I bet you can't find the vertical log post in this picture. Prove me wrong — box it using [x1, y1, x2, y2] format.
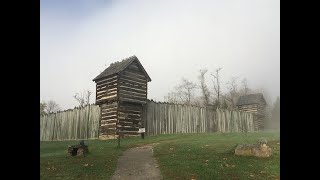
[117, 130, 121, 148]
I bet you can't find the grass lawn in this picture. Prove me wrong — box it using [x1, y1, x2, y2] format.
[40, 131, 280, 180]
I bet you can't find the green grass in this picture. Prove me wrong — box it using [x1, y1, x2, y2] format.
[153, 132, 280, 180]
[40, 131, 280, 180]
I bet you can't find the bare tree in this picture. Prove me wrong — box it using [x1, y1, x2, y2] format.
[224, 76, 239, 109]
[85, 90, 92, 105]
[164, 92, 180, 103]
[241, 78, 250, 95]
[211, 67, 222, 108]
[176, 78, 197, 105]
[192, 96, 202, 106]
[198, 68, 211, 106]
[74, 90, 92, 107]
[46, 100, 60, 113]
[74, 93, 85, 107]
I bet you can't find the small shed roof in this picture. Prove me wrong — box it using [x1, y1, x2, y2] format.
[236, 93, 267, 106]
[93, 55, 151, 82]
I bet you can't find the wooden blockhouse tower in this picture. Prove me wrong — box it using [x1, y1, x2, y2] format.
[236, 93, 267, 131]
[93, 56, 151, 139]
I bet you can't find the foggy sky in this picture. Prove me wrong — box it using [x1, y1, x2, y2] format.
[40, 0, 280, 110]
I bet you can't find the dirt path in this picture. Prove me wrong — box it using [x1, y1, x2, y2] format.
[111, 144, 162, 180]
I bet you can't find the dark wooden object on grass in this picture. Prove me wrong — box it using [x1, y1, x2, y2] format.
[68, 140, 88, 156]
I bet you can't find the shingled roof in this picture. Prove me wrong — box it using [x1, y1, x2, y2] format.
[92, 55, 151, 82]
[236, 93, 267, 106]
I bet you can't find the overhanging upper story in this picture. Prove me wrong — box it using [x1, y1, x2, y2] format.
[93, 56, 151, 105]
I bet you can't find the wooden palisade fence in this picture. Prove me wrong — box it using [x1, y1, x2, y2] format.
[142, 101, 254, 136]
[40, 105, 101, 141]
[40, 101, 254, 141]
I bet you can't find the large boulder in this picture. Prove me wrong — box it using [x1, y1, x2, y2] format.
[235, 140, 272, 157]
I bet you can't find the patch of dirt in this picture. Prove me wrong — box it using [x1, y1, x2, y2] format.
[111, 144, 162, 180]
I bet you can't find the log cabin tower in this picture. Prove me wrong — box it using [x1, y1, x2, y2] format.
[93, 56, 151, 139]
[236, 93, 267, 131]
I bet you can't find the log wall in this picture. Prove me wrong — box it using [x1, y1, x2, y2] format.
[237, 104, 266, 131]
[118, 103, 143, 135]
[95, 74, 118, 105]
[118, 62, 147, 104]
[99, 102, 118, 137]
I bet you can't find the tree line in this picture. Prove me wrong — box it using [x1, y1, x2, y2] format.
[164, 67, 252, 109]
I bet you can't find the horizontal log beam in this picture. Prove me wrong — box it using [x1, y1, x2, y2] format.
[119, 95, 146, 102]
[101, 118, 117, 122]
[118, 85, 146, 92]
[97, 87, 117, 94]
[97, 84, 117, 91]
[119, 90, 146, 98]
[97, 79, 117, 87]
[95, 75, 118, 84]
[119, 74, 147, 84]
[119, 78, 147, 86]
[101, 111, 117, 116]
[123, 68, 146, 77]
[96, 98, 117, 104]
[119, 94, 146, 100]
[119, 105, 142, 110]
[119, 98, 146, 104]
[100, 94, 117, 99]
[97, 92, 117, 100]
[121, 71, 146, 80]
[101, 118, 117, 123]
[102, 114, 117, 119]
[101, 107, 117, 111]
[118, 117, 141, 122]
[121, 128, 139, 132]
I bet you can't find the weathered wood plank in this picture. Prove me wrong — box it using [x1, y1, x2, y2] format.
[123, 68, 146, 77]
[97, 79, 117, 86]
[121, 71, 146, 80]
[40, 105, 101, 141]
[101, 111, 117, 116]
[119, 98, 146, 104]
[119, 89, 146, 97]
[96, 84, 118, 91]
[119, 80, 147, 88]
[97, 87, 117, 94]
[119, 94, 146, 101]
[97, 92, 117, 99]
[119, 74, 147, 84]
[96, 98, 117, 105]
[118, 85, 146, 92]
[95, 75, 118, 83]
[118, 86, 146, 93]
